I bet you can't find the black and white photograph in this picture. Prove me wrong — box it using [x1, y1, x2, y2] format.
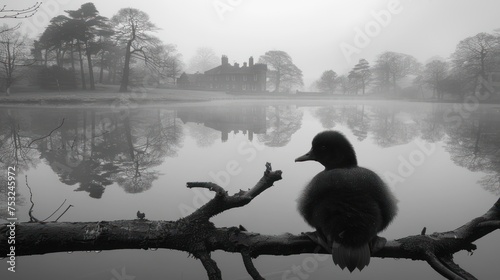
[1, 0, 499, 279]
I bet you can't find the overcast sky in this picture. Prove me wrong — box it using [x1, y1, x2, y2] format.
[4, 0, 500, 87]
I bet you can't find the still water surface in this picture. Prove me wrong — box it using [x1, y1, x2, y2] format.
[1, 100, 499, 279]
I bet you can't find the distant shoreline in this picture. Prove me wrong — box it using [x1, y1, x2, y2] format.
[0, 85, 498, 107]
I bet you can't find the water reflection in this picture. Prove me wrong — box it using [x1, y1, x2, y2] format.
[316, 103, 500, 194]
[445, 109, 500, 195]
[177, 106, 266, 143]
[0, 109, 40, 170]
[0, 102, 499, 197]
[257, 106, 302, 147]
[313, 105, 370, 141]
[1, 109, 184, 198]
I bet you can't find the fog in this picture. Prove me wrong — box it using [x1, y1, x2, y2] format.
[4, 0, 500, 86]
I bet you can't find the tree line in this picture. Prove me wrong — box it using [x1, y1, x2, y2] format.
[1, 2, 183, 94]
[315, 31, 500, 100]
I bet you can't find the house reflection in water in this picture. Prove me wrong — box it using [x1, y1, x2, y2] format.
[177, 106, 267, 142]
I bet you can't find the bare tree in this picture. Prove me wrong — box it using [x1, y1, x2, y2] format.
[373, 51, 420, 93]
[451, 32, 500, 96]
[337, 74, 353, 94]
[0, 24, 34, 95]
[111, 8, 160, 92]
[452, 32, 499, 77]
[424, 60, 449, 99]
[316, 70, 338, 93]
[0, 22, 20, 35]
[188, 47, 219, 73]
[149, 44, 183, 86]
[165, 52, 184, 86]
[259, 50, 303, 93]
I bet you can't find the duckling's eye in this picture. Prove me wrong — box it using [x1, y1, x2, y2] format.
[320, 145, 327, 150]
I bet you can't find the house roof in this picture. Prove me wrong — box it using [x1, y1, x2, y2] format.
[205, 63, 266, 75]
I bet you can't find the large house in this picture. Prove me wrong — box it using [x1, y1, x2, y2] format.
[178, 55, 267, 92]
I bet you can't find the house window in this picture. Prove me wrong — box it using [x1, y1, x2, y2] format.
[254, 75, 258, 81]
[226, 75, 230, 81]
[232, 75, 235, 81]
[243, 84, 246, 90]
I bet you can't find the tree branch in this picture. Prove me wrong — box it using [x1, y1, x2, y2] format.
[0, 2, 41, 19]
[26, 118, 65, 148]
[25, 175, 40, 223]
[439, 256, 478, 280]
[241, 251, 265, 280]
[0, 163, 498, 280]
[0, 23, 21, 34]
[426, 253, 473, 280]
[184, 162, 282, 221]
[194, 251, 222, 280]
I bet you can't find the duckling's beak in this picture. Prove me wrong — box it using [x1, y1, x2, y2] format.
[295, 149, 316, 162]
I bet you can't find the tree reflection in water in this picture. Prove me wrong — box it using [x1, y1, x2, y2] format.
[445, 109, 500, 195]
[258, 105, 303, 147]
[312, 103, 500, 194]
[1, 103, 499, 198]
[5, 108, 184, 197]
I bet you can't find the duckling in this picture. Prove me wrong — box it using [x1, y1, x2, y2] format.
[295, 130, 397, 272]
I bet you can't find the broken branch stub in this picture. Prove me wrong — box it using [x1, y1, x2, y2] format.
[184, 163, 282, 221]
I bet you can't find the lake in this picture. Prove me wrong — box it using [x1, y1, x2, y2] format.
[1, 100, 499, 279]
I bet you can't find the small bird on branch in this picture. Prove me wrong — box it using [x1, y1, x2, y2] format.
[136, 211, 146, 220]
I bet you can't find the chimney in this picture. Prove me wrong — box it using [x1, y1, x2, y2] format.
[243, 62, 247, 67]
[234, 62, 239, 68]
[249, 56, 254, 66]
[222, 55, 228, 66]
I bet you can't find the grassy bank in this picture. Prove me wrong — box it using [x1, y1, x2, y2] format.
[1, 84, 498, 106]
[0, 85, 234, 106]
